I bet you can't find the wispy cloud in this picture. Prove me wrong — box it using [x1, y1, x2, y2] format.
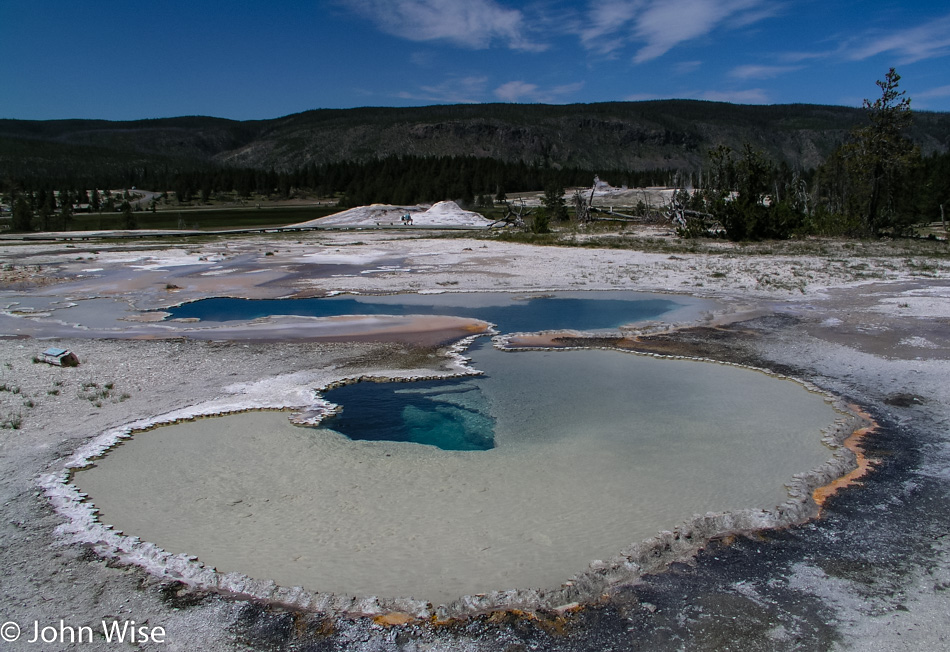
[494, 80, 585, 103]
[409, 51, 436, 67]
[578, 0, 644, 55]
[624, 91, 666, 101]
[916, 84, 950, 100]
[625, 87, 768, 103]
[396, 75, 490, 103]
[700, 88, 769, 103]
[778, 49, 833, 64]
[341, 0, 546, 51]
[842, 13, 950, 63]
[673, 60, 703, 75]
[632, 0, 772, 63]
[575, 0, 776, 63]
[494, 81, 539, 102]
[730, 64, 801, 79]
[781, 12, 950, 66]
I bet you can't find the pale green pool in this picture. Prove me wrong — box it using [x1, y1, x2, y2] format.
[75, 344, 839, 604]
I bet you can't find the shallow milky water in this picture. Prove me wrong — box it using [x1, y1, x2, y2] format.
[75, 336, 839, 603]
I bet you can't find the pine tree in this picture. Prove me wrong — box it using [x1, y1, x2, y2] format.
[11, 198, 33, 232]
[841, 68, 919, 235]
[120, 200, 137, 229]
[540, 182, 568, 222]
[58, 190, 73, 230]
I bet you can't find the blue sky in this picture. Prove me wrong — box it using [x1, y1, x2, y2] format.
[2, 0, 949, 120]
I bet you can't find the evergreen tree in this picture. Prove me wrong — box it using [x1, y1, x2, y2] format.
[540, 182, 568, 222]
[58, 190, 73, 230]
[529, 210, 551, 234]
[705, 145, 804, 240]
[11, 197, 33, 232]
[120, 200, 137, 229]
[916, 152, 950, 228]
[839, 68, 919, 235]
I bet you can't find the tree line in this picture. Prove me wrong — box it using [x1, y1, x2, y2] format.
[2, 157, 677, 208]
[2, 156, 675, 232]
[672, 69, 949, 240]
[519, 70, 948, 241]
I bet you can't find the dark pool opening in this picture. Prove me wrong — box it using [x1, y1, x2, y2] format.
[321, 377, 495, 451]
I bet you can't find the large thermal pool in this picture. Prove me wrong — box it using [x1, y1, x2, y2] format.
[74, 297, 841, 603]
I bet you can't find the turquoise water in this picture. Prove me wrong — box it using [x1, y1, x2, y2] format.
[322, 377, 495, 451]
[164, 291, 679, 333]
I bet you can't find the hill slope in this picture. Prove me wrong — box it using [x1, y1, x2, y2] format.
[2, 101, 949, 181]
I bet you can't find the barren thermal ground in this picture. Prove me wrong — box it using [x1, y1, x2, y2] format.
[1, 229, 949, 650]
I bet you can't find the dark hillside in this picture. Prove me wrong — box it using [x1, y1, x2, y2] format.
[215, 101, 868, 171]
[2, 101, 948, 184]
[0, 116, 262, 161]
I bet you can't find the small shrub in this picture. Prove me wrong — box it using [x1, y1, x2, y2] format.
[78, 381, 120, 403]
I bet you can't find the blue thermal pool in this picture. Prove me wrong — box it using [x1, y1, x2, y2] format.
[163, 291, 681, 333]
[74, 292, 843, 604]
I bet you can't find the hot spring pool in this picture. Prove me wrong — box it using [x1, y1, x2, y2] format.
[74, 338, 841, 604]
[162, 290, 684, 332]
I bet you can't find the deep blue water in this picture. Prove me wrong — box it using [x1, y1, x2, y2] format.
[321, 377, 495, 451]
[165, 292, 679, 334]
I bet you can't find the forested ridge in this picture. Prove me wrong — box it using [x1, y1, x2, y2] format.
[3, 99, 949, 183]
[3, 77, 950, 239]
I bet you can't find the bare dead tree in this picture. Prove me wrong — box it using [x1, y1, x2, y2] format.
[572, 188, 595, 224]
[589, 206, 639, 220]
[668, 192, 688, 230]
[668, 189, 718, 237]
[489, 198, 532, 228]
